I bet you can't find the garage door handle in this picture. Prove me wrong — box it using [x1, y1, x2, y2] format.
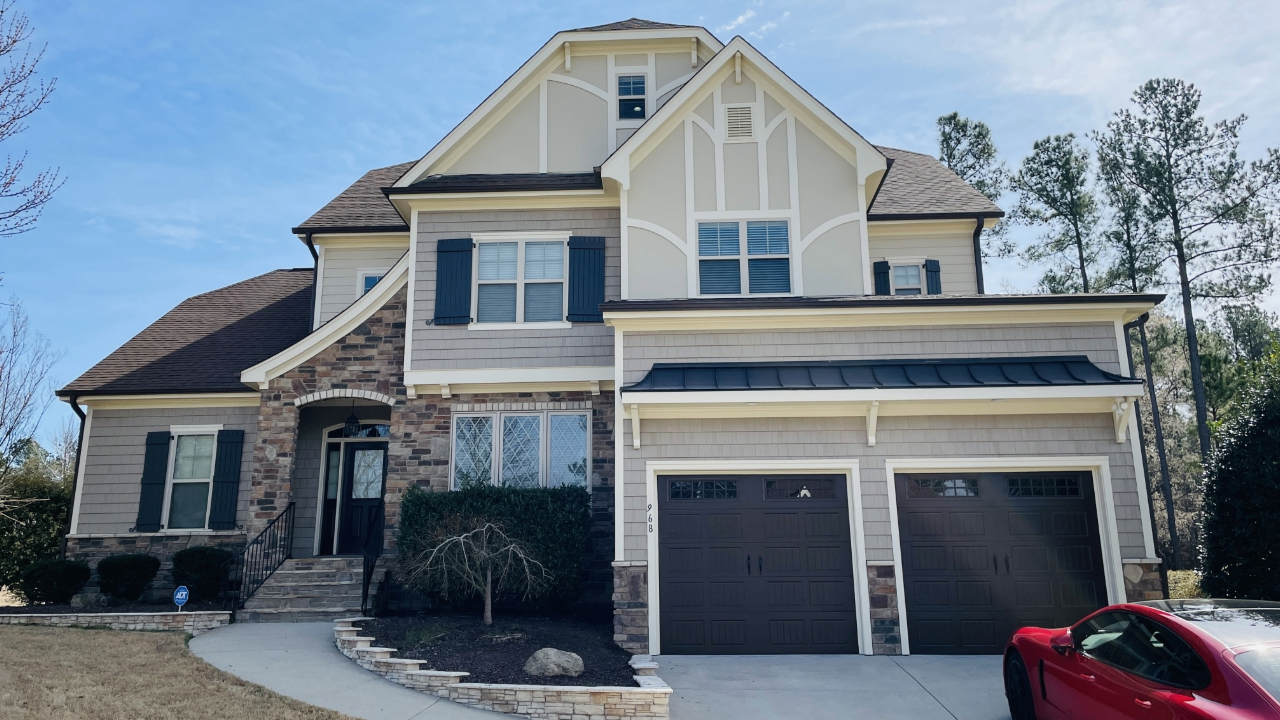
[1005, 555, 1010, 573]
[759, 556, 763, 574]
[746, 554, 751, 575]
[993, 555, 999, 574]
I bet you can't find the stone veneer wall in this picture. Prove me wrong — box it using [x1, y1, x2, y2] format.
[868, 564, 901, 655]
[0, 611, 230, 635]
[613, 561, 648, 653]
[334, 618, 670, 720]
[248, 286, 616, 609]
[65, 532, 247, 602]
[1123, 560, 1165, 601]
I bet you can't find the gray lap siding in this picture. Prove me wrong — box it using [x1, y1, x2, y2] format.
[410, 208, 620, 371]
[75, 406, 259, 535]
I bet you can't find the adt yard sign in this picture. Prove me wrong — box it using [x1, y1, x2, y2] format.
[174, 585, 189, 611]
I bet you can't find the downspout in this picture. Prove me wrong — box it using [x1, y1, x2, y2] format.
[59, 394, 87, 559]
[304, 232, 319, 330]
[1123, 313, 1171, 596]
[971, 216, 986, 294]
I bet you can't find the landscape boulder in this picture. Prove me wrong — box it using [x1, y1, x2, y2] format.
[523, 647, 584, 677]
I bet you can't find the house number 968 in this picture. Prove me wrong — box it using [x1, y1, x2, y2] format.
[647, 503, 654, 533]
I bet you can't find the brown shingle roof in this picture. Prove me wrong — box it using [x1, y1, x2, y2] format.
[291, 162, 414, 234]
[869, 146, 1003, 219]
[59, 269, 315, 397]
[570, 18, 693, 32]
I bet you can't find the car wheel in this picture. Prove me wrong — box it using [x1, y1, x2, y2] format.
[1004, 650, 1037, 720]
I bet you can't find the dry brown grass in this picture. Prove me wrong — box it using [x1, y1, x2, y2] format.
[0, 626, 356, 720]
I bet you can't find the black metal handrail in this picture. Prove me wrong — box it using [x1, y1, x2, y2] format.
[360, 503, 384, 614]
[223, 503, 295, 610]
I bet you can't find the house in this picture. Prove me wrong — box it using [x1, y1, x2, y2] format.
[57, 19, 1164, 655]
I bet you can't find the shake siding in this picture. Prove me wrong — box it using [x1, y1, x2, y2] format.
[622, 323, 1121, 384]
[621, 414, 1146, 561]
[410, 208, 620, 371]
[76, 406, 259, 535]
[318, 245, 408, 324]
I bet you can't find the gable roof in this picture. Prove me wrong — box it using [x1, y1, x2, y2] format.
[292, 161, 414, 235]
[869, 147, 1003, 219]
[570, 18, 695, 32]
[59, 269, 314, 397]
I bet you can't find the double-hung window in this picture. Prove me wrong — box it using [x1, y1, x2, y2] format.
[474, 236, 567, 324]
[697, 220, 791, 295]
[165, 431, 216, 530]
[618, 75, 646, 120]
[452, 411, 589, 489]
[891, 264, 924, 295]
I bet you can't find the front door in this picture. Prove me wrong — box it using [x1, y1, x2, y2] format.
[336, 442, 387, 555]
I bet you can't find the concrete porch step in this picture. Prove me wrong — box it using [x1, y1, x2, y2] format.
[235, 608, 367, 623]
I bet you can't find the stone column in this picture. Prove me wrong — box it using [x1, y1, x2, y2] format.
[1123, 560, 1164, 601]
[869, 563, 902, 654]
[613, 560, 649, 653]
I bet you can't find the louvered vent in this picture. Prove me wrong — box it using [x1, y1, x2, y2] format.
[726, 106, 753, 140]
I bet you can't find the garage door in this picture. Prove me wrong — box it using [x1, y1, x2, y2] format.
[658, 474, 858, 654]
[896, 471, 1109, 654]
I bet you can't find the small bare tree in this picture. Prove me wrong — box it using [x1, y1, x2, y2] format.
[0, 297, 61, 518]
[0, 0, 60, 239]
[402, 515, 550, 626]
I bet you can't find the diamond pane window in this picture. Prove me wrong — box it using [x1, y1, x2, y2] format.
[501, 415, 541, 488]
[454, 416, 494, 488]
[549, 414, 588, 487]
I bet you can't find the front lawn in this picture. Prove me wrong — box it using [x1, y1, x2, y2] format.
[0, 626, 354, 720]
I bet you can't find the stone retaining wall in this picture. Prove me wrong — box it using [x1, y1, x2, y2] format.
[0, 611, 231, 635]
[333, 618, 670, 720]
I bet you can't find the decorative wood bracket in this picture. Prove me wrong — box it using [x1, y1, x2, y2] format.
[866, 400, 880, 447]
[564, 42, 571, 72]
[590, 380, 601, 396]
[734, 51, 742, 83]
[406, 385, 417, 400]
[691, 38, 698, 67]
[630, 404, 641, 449]
[440, 384, 451, 400]
[1112, 397, 1134, 443]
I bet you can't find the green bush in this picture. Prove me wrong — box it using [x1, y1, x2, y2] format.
[172, 546, 232, 602]
[398, 485, 592, 607]
[0, 465, 73, 592]
[14, 559, 89, 604]
[96, 554, 160, 601]
[1167, 570, 1205, 599]
[1200, 358, 1280, 601]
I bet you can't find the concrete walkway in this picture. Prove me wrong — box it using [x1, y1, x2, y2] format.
[189, 621, 499, 720]
[660, 654, 1009, 720]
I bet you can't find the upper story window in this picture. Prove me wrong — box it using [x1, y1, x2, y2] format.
[618, 75, 646, 120]
[892, 264, 923, 295]
[874, 258, 941, 296]
[697, 220, 791, 296]
[360, 272, 383, 295]
[474, 238, 566, 324]
[165, 432, 216, 530]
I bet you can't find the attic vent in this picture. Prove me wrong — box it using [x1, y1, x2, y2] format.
[726, 106, 753, 140]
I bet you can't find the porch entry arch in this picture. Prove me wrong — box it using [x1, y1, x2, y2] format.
[294, 388, 398, 408]
[313, 421, 390, 556]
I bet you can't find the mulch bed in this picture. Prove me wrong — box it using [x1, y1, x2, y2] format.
[0, 600, 226, 615]
[362, 614, 637, 687]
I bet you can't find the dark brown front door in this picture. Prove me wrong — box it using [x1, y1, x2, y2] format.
[658, 475, 858, 655]
[896, 471, 1108, 654]
[336, 442, 387, 555]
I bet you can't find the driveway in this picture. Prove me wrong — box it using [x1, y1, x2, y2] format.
[660, 654, 1009, 720]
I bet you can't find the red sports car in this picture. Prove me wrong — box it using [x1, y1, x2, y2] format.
[1004, 598, 1280, 719]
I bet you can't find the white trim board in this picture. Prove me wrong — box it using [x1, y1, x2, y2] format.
[404, 366, 614, 398]
[640, 459, 871, 656]
[882, 455, 1128, 655]
[77, 393, 261, 410]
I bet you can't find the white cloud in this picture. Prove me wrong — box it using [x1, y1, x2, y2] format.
[845, 14, 954, 37]
[720, 9, 756, 32]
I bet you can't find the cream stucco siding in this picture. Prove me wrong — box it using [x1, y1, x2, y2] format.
[795, 120, 858, 241]
[547, 81, 608, 173]
[801, 222, 863, 296]
[74, 406, 259, 535]
[722, 142, 760, 211]
[628, 130, 685, 240]
[627, 226, 688, 300]
[447, 88, 540, 175]
[766, 126, 791, 210]
[317, 243, 408, 325]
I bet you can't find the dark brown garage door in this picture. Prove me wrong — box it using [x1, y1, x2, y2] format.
[896, 471, 1109, 654]
[658, 474, 858, 654]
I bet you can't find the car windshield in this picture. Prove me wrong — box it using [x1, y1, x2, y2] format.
[1234, 647, 1280, 704]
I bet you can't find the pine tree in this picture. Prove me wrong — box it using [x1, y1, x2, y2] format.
[1013, 133, 1101, 293]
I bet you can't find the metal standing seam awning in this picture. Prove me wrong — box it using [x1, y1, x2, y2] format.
[618, 356, 1144, 447]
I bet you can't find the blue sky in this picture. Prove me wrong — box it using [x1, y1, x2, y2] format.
[8, 0, 1280, 440]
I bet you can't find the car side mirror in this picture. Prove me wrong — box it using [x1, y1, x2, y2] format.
[1050, 631, 1076, 655]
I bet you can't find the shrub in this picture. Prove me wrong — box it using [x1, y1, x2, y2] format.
[96, 554, 160, 601]
[1167, 570, 1205, 599]
[172, 546, 233, 602]
[0, 466, 72, 592]
[1200, 358, 1280, 600]
[398, 485, 592, 608]
[13, 559, 89, 604]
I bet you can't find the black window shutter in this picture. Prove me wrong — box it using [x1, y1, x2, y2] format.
[134, 431, 171, 532]
[873, 261, 891, 295]
[925, 259, 942, 295]
[207, 429, 245, 530]
[434, 238, 474, 325]
[567, 236, 606, 323]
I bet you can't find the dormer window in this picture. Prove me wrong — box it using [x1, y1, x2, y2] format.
[618, 75, 646, 120]
[892, 264, 923, 295]
[697, 220, 791, 296]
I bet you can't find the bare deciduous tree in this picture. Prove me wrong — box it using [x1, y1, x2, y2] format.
[402, 515, 550, 626]
[0, 0, 59, 239]
[0, 297, 61, 517]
